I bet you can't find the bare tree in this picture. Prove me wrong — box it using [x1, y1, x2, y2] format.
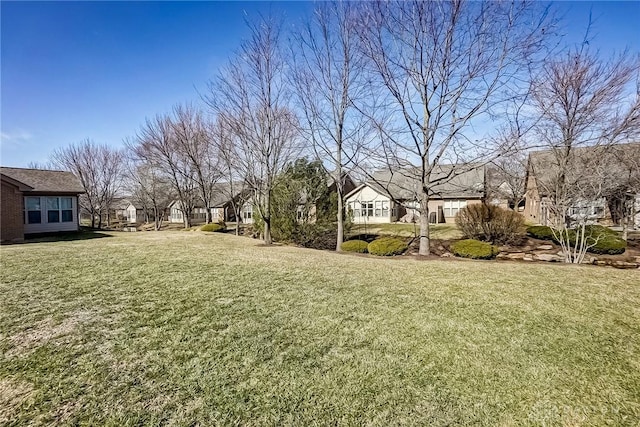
[290, 1, 369, 251]
[207, 15, 301, 244]
[354, 0, 554, 255]
[124, 157, 175, 230]
[171, 104, 221, 224]
[51, 139, 124, 229]
[530, 44, 640, 262]
[210, 117, 249, 236]
[487, 130, 530, 211]
[130, 114, 197, 228]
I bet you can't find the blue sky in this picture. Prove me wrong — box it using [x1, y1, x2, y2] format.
[1, 1, 639, 167]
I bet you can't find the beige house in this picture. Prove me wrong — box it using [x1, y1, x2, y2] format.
[345, 166, 485, 224]
[523, 143, 640, 228]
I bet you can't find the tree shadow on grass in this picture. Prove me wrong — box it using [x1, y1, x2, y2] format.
[23, 229, 113, 244]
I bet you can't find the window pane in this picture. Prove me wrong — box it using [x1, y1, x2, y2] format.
[61, 197, 73, 210]
[48, 210, 60, 223]
[28, 211, 41, 224]
[47, 197, 59, 210]
[62, 210, 73, 222]
[26, 197, 40, 210]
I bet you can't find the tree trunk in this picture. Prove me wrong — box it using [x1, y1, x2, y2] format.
[264, 218, 272, 245]
[336, 191, 344, 252]
[418, 193, 430, 256]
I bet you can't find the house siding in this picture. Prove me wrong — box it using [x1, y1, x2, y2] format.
[23, 195, 80, 234]
[1, 180, 25, 243]
[346, 186, 393, 224]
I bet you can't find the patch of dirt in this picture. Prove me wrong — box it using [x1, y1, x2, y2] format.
[6, 310, 98, 358]
[0, 378, 34, 424]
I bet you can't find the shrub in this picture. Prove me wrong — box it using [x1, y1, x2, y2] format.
[367, 237, 408, 256]
[200, 223, 225, 232]
[217, 219, 227, 228]
[341, 240, 369, 253]
[292, 222, 338, 250]
[589, 235, 626, 255]
[455, 204, 525, 244]
[564, 226, 626, 255]
[450, 239, 499, 260]
[526, 225, 555, 240]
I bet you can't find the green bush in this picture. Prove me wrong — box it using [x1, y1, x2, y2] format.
[563, 226, 626, 255]
[455, 204, 525, 244]
[450, 239, 499, 260]
[341, 240, 369, 253]
[367, 237, 408, 256]
[526, 225, 554, 240]
[589, 235, 626, 254]
[200, 223, 225, 232]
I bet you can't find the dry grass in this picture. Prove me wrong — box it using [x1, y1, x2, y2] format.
[1, 231, 639, 425]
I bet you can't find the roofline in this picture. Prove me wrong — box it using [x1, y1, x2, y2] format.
[1, 173, 34, 191]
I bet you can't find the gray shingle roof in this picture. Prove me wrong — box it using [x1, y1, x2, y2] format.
[528, 142, 640, 196]
[0, 167, 85, 194]
[210, 182, 248, 207]
[361, 165, 485, 200]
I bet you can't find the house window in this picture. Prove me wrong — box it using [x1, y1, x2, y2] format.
[348, 201, 360, 217]
[61, 197, 73, 222]
[361, 202, 373, 217]
[26, 197, 41, 224]
[444, 200, 467, 217]
[243, 205, 252, 220]
[382, 201, 389, 217]
[47, 197, 60, 222]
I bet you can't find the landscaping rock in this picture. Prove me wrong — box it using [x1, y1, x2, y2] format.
[534, 253, 563, 262]
[441, 252, 453, 258]
[523, 254, 534, 261]
[536, 244, 553, 250]
[505, 252, 526, 260]
[611, 261, 639, 270]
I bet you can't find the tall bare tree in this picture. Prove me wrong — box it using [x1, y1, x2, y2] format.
[171, 104, 221, 224]
[124, 157, 175, 230]
[530, 44, 640, 262]
[209, 117, 249, 235]
[207, 15, 301, 244]
[130, 114, 197, 228]
[290, 1, 369, 251]
[354, 0, 554, 255]
[52, 139, 124, 229]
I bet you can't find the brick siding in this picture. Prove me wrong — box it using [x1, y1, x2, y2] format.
[1, 180, 24, 243]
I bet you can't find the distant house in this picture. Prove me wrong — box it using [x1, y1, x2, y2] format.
[1, 167, 84, 243]
[168, 201, 208, 224]
[345, 166, 485, 224]
[523, 143, 640, 228]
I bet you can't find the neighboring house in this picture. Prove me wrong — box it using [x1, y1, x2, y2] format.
[523, 143, 640, 228]
[345, 166, 485, 224]
[124, 201, 146, 224]
[168, 201, 208, 224]
[209, 182, 252, 223]
[1, 167, 84, 243]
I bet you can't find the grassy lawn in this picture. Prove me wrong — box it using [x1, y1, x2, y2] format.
[1, 232, 639, 426]
[350, 222, 461, 239]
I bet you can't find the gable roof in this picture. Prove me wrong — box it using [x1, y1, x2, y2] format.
[0, 167, 84, 194]
[527, 142, 640, 196]
[347, 165, 485, 201]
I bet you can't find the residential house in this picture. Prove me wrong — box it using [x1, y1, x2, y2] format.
[168, 201, 208, 224]
[345, 165, 485, 224]
[523, 143, 640, 228]
[1, 167, 84, 243]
